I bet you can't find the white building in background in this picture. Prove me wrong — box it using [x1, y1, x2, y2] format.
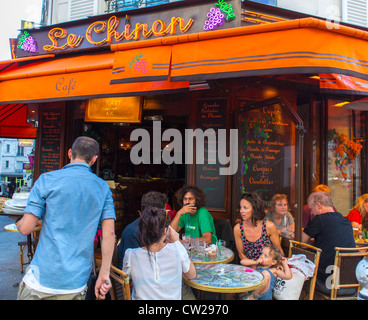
[0, 138, 35, 186]
[41, 0, 182, 25]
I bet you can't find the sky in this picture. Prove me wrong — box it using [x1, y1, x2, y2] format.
[0, 0, 43, 61]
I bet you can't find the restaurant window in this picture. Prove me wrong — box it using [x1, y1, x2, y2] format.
[327, 99, 365, 216]
[236, 97, 303, 215]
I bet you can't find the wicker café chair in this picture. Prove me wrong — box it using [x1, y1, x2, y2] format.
[95, 258, 132, 300]
[288, 240, 322, 300]
[315, 246, 368, 300]
[94, 243, 131, 300]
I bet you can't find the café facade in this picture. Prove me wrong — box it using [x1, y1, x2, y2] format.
[2, 0, 368, 240]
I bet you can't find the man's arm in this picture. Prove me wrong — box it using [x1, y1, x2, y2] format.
[94, 218, 115, 300]
[170, 204, 196, 232]
[16, 213, 39, 235]
[302, 231, 311, 244]
[200, 232, 212, 245]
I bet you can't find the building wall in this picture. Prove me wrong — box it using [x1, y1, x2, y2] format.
[277, 0, 342, 21]
[0, 139, 34, 182]
[44, 0, 181, 24]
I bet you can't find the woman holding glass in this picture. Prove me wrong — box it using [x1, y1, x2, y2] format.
[234, 192, 283, 268]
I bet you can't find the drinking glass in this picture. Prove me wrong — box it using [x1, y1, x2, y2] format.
[182, 234, 190, 251]
[197, 240, 207, 259]
[218, 240, 226, 255]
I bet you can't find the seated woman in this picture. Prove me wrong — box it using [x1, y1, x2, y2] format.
[123, 207, 196, 300]
[267, 194, 295, 238]
[234, 192, 283, 267]
[347, 194, 368, 230]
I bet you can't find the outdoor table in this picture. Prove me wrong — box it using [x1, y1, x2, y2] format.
[3, 221, 41, 262]
[190, 247, 234, 264]
[356, 240, 368, 248]
[183, 263, 264, 294]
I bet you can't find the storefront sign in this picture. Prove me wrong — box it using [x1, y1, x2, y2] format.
[43, 16, 194, 53]
[19, 139, 34, 147]
[85, 97, 142, 123]
[14, 0, 241, 58]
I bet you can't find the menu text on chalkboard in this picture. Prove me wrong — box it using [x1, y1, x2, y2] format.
[238, 100, 295, 204]
[195, 98, 227, 210]
[39, 108, 64, 174]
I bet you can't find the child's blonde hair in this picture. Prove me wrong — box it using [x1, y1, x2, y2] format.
[264, 244, 283, 267]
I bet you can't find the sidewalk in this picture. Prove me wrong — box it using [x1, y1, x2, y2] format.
[0, 215, 26, 300]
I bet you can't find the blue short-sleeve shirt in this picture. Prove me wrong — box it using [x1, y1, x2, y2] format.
[24, 162, 116, 291]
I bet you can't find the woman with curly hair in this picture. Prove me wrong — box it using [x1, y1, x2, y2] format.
[170, 185, 217, 245]
[234, 192, 283, 267]
[347, 194, 368, 230]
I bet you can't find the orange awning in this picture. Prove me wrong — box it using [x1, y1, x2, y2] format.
[110, 17, 368, 84]
[0, 104, 37, 138]
[0, 52, 189, 104]
[2, 17, 368, 104]
[320, 73, 368, 95]
[169, 19, 368, 82]
[111, 46, 172, 84]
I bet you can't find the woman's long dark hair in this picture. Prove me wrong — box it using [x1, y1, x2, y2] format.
[139, 207, 170, 254]
[240, 192, 266, 226]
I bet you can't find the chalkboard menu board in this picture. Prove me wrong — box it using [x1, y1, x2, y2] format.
[195, 98, 227, 209]
[238, 100, 294, 204]
[38, 106, 64, 175]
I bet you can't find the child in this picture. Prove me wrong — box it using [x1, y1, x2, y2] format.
[241, 244, 292, 300]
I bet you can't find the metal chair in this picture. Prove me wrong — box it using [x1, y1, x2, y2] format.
[288, 240, 322, 300]
[315, 246, 368, 300]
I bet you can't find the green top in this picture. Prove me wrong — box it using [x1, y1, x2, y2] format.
[179, 207, 217, 244]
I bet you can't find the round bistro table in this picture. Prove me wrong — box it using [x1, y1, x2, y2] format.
[190, 247, 234, 265]
[183, 263, 264, 294]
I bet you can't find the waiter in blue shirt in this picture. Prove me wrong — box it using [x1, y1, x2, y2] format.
[16, 136, 116, 300]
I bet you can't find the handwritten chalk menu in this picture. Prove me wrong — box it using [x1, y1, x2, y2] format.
[39, 107, 64, 174]
[238, 101, 293, 203]
[195, 98, 227, 209]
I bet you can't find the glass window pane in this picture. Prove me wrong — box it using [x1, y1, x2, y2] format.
[327, 99, 364, 215]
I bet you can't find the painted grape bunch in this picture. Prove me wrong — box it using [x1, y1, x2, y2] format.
[204, 7, 225, 31]
[133, 58, 148, 74]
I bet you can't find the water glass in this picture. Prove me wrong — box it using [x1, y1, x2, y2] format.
[182, 234, 190, 251]
[218, 240, 226, 255]
[197, 240, 207, 258]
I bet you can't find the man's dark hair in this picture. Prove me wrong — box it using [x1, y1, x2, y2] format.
[141, 191, 168, 212]
[71, 136, 99, 163]
[180, 185, 206, 209]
